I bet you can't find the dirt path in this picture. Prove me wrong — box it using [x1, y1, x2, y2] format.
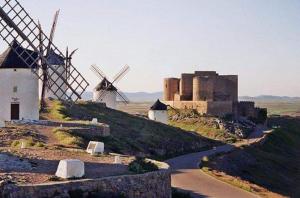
[166, 128, 267, 198]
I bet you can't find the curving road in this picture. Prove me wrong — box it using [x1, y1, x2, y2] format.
[166, 128, 266, 198]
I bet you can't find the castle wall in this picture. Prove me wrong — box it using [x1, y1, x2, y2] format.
[163, 78, 180, 101]
[180, 74, 194, 100]
[163, 71, 238, 117]
[194, 71, 217, 77]
[213, 75, 238, 102]
[193, 76, 215, 101]
[206, 101, 233, 116]
[238, 101, 256, 117]
[163, 100, 233, 116]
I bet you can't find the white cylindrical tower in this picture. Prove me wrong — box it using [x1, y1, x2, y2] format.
[0, 69, 39, 121]
[93, 90, 117, 109]
[39, 50, 67, 100]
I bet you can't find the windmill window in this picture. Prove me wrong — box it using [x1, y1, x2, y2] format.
[13, 86, 18, 93]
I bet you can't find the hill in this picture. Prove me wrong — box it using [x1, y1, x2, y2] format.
[239, 95, 300, 101]
[202, 116, 300, 197]
[81, 91, 163, 102]
[41, 100, 216, 159]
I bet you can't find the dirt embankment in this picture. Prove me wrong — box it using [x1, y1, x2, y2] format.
[202, 116, 300, 198]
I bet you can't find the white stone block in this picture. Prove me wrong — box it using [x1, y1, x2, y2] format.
[91, 118, 98, 124]
[0, 120, 5, 128]
[86, 141, 104, 154]
[55, 159, 85, 179]
[114, 156, 122, 164]
[21, 141, 26, 149]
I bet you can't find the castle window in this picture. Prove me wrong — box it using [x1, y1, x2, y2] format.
[13, 86, 18, 93]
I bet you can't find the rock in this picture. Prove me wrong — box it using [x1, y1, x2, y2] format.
[55, 159, 85, 179]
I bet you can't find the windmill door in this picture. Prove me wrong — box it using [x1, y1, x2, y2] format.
[11, 103, 20, 120]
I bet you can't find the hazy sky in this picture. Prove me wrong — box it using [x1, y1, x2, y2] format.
[1, 0, 300, 96]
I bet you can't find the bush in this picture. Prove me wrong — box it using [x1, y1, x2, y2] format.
[172, 188, 192, 198]
[128, 157, 159, 174]
[11, 138, 45, 148]
[52, 128, 84, 147]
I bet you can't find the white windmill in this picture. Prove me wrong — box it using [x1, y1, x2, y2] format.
[0, 0, 89, 120]
[90, 65, 130, 109]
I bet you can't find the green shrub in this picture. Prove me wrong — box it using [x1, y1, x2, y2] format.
[52, 128, 84, 147]
[11, 138, 44, 148]
[172, 188, 192, 198]
[128, 157, 159, 174]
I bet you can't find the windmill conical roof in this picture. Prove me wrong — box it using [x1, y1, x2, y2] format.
[94, 78, 117, 91]
[150, 99, 167, 110]
[0, 41, 39, 69]
[46, 49, 65, 65]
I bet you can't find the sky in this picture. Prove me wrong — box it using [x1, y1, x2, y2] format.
[1, 0, 300, 96]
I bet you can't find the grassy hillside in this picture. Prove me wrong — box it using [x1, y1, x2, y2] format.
[41, 100, 215, 159]
[202, 116, 300, 197]
[168, 109, 239, 143]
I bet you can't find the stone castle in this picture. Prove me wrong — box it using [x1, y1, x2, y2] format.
[163, 71, 265, 118]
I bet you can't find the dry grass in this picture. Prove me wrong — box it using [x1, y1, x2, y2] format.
[52, 128, 84, 147]
[11, 137, 45, 148]
[41, 100, 215, 159]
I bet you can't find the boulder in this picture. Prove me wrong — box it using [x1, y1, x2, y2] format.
[86, 141, 104, 154]
[55, 159, 84, 179]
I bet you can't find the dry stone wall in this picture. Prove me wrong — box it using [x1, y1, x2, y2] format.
[0, 170, 171, 198]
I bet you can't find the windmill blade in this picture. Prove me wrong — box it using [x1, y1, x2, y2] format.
[46, 10, 59, 55]
[65, 48, 77, 80]
[37, 21, 44, 58]
[0, 0, 89, 101]
[69, 48, 78, 58]
[38, 20, 48, 110]
[115, 90, 130, 104]
[90, 64, 107, 80]
[111, 64, 130, 84]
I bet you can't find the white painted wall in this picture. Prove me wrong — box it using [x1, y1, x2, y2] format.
[0, 69, 39, 121]
[93, 90, 117, 109]
[148, 110, 168, 124]
[39, 65, 68, 100]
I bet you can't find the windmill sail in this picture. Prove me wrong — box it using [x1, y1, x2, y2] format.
[90, 64, 130, 106]
[0, 0, 89, 101]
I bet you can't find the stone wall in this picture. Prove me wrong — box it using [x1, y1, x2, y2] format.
[164, 100, 233, 116]
[0, 170, 171, 198]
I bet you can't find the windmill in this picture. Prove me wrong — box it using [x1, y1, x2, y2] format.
[0, 0, 89, 108]
[90, 64, 130, 109]
[37, 10, 79, 110]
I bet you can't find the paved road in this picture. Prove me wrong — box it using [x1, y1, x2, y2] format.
[166, 128, 266, 198]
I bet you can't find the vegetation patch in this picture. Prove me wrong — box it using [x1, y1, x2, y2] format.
[128, 157, 159, 174]
[11, 137, 45, 148]
[201, 116, 300, 197]
[172, 188, 192, 198]
[169, 109, 239, 143]
[41, 100, 215, 159]
[52, 128, 84, 147]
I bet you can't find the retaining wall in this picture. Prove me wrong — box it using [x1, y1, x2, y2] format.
[1, 170, 171, 198]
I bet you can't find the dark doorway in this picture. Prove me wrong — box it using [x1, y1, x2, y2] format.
[11, 103, 20, 120]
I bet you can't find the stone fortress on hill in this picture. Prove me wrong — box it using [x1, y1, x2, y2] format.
[163, 71, 265, 119]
